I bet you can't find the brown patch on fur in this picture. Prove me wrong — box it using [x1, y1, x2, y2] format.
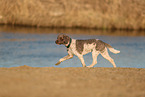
[76, 39, 96, 54]
[95, 40, 106, 52]
[76, 39, 107, 54]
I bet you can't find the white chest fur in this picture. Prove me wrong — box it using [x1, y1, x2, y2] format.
[69, 39, 78, 55]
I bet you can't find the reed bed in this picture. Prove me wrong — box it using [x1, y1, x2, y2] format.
[0, 0, 145, 30]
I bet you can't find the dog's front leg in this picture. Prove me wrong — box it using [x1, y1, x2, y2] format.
[78, 55, 86, 67]
[55, 54, 73, 65]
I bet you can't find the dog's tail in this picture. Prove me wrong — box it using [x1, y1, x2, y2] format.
[105, 43, 120, 54]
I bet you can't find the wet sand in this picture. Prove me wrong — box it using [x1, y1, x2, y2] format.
[0, 65, 145, 97]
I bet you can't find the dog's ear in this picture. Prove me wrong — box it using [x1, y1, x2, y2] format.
[63, 35, 70, 44]
[63, 35, 70, 40]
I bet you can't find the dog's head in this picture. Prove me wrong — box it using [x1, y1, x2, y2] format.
[55, 34, 71, 45]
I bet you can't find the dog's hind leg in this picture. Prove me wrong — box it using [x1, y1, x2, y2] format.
[87, 50, 99, 68]
[101, 47, 117, 68]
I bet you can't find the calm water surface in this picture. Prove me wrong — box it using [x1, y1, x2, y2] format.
[0, 27, 145, 68]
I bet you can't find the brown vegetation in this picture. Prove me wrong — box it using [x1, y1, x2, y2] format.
[0, 0, 145, 30]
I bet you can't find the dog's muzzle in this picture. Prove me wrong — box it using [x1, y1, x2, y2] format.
[55, 40, 61, 45]
[55, 40, 58, 44]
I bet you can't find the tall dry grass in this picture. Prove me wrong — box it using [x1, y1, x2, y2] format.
[0, 0, 145, 30]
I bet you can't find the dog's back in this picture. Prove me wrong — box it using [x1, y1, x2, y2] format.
[75, 39, 116, 55]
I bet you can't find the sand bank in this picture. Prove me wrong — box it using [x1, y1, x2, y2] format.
[0, 65, 145, 97]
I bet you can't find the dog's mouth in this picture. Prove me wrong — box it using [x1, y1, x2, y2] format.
[56, 43, 60, 45]
[55, 40, 62, 45]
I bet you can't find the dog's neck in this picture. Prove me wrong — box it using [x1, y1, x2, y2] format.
[65, 38, 72, 48]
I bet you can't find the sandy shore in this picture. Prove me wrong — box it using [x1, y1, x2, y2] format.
[0, 65, 145, 97]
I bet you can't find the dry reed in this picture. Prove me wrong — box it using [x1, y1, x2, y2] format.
[0, 0, 145, 30]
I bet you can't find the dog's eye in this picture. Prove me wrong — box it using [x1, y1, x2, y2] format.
[60, 37, 63, 41]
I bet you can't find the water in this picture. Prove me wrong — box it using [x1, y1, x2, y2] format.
[0, 27, 145, 68]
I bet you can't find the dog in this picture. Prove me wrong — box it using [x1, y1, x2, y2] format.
[55, 34, 120, 68]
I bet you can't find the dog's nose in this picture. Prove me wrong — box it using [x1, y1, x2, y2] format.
[55, 40, 58, 44]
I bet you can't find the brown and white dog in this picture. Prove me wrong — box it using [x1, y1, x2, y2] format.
[55, 34, 120, 68]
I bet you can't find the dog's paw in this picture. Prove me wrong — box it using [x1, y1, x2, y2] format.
[87, 66, 94, 68]
[55, 61, 61, 65]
